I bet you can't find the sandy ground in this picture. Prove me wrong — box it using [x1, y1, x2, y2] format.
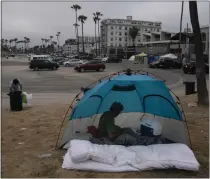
[1, 94, 209, 178]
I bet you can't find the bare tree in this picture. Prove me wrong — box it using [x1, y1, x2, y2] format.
[189, 1, 208, 105]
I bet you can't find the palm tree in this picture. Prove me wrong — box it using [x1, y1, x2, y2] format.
[189, 1, 208, 105]
[45, 39, 49, 46]
[78, 15, 87, 53]
[13, 38, 18, 52]
[56, 32, 61, 47]
[26, 38, 30, 49]
[24, 37, 28, 52]
[9, 39, 13, 48]
[129, 26, 139, 52]
[1, 39, 4, 45]
[93, 16, 98, 56]
[71, 4, 81, 54]
[95, 12, 103, 56]
[41, 38, 44, 47]
[50, 36, 53, 44]
[17, 41, 24, 52]
[5, 39, 8, 47]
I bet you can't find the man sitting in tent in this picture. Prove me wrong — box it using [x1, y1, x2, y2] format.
[96, 102, 168, 146]
[97, 102, 123, 139]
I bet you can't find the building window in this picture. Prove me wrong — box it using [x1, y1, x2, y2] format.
[157, 29, 159, 32]
[119, 32, 122, 35]
[119, 44, 122, 47]
[119, 26, 121, 30]
[111, 38, 113, 41]
[125, 32, 127, 36]
[145, 28, 147, 31]
[119, 38, 122, 41]
[111, 26, 113, 29]
[111, 43, 113, 47]
[111, 32, 113, 35]
[125, 27, 127, 30]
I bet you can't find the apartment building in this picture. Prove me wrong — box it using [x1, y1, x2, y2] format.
[63, 37, 98, 54]
[100, 16, 163, 55]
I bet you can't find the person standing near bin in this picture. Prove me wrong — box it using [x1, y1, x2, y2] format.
[8, 79, 23, 111]
[9, 79, 22, 93]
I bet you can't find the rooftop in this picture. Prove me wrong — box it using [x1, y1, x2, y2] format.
[101, 18, 161, 24]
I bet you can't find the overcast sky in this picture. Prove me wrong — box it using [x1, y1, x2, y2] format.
[2, 1, 209, 46]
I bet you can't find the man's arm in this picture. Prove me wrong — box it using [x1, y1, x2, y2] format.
[106, 119, 122, 139]
[9, 81, 13, 92]
[18, 79, 23, 91]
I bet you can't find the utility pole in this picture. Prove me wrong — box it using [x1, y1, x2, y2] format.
[179, 1, 184, 58]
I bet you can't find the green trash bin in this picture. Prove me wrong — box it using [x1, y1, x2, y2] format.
[9, 91, 23, 111]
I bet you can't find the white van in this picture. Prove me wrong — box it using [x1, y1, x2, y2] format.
[29, 55, 50, 62]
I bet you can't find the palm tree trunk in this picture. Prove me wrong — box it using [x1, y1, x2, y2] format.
[75, 10, 79, 54]
[189, 1, 208, 105]
[132, 39, 135, 54]
[98, 20, 100, 56]
[56, 36, 59, 48]
[178, 1, 184, 57]
[95, 22, 97, 56]
[82, 23, 85, 53]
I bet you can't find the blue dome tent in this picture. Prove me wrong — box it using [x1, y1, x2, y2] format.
[56, 69, 191, 149]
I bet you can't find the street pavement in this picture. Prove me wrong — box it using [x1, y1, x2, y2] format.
[2, 56, 209, 108]
[2, 57, 182, 93]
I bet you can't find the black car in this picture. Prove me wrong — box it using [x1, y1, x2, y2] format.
[183, 61, 209, 74]
[149, 58, 182, 69]
[29, 59, 59, 71]
[107, 56, 122, 63]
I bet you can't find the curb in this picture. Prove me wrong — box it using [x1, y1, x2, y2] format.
[168, 76, 183, 89]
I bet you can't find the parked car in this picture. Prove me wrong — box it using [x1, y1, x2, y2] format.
[149, 58, 182, 69]
[63, 59, 85, 67]
[183, 60, 209, 74]
[29, 59, 59, 71]
[74, 60, 106, 72]
[107, 56, 122, 63]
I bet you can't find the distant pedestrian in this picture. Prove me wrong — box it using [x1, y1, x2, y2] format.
[9, 79, 22, 93]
